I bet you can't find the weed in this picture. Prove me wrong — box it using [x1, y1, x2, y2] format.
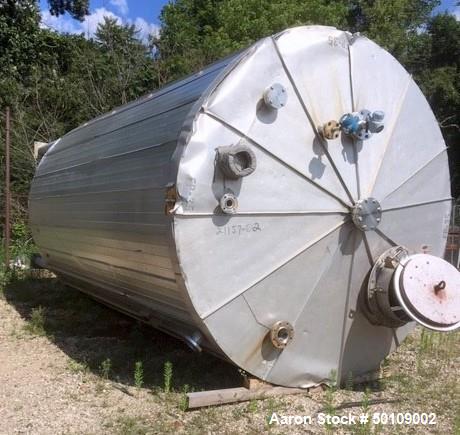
[246, 399, 258, 413]
[68, 359, 89, 374]
[24, 306, 46, 336]
[345, 371, 354, 391]
[178, 384, 189, 411]
[113, 415, 149, 435]
[163, 360, 173, 393]
[134, 361, 144, 389]
[100, 358, 112, 380]
[356, 387, 372, 435]
[95, 382, 106, 395]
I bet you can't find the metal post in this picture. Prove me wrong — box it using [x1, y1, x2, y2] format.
[4, 107, 10, 269]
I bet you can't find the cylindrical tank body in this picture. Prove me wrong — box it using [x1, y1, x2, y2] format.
[29, 26, 454, 387]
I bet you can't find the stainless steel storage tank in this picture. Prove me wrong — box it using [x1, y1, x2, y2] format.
[29, 26, 460, 388]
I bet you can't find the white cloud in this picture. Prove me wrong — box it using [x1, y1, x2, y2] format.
[453, 6, 460, 21]
[132, 17, 159, 42]
[110, 0, 129, 16]
[40, 7, 158, 42]
[40, 10, 80, 34]
[80, 7, 122, 37]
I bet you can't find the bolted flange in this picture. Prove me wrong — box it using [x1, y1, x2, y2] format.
[362, 248, 460, 332]
[220, 193, 238, 214]
[351, 197, 382, 231]
[263, 83, 287, 110]
[270, 321, 294, 349]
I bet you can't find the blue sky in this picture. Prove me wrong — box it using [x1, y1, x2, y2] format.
[40, 0, 459, 41]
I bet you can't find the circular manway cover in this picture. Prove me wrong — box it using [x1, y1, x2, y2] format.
[396, 254, 460, 330]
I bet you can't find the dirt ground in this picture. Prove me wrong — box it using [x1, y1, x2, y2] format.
[0, 275, 459, 434]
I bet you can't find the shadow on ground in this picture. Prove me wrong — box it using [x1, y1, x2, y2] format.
[3, 276, 242, 392]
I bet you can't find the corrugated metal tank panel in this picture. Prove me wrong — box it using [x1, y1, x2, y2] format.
[29, 54, 240, 330]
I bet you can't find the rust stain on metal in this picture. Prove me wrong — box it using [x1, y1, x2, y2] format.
[164, 184, 178, 215]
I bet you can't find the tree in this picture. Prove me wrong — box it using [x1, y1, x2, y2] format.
[422, 14, 460, 196]
[47, 0, 89, 21]
[0, 3, 158, 225]
[153, 0, 348, 80]
[93, 17, 157, 107]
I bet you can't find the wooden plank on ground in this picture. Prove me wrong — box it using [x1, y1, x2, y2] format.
[187, 386, 308, 409]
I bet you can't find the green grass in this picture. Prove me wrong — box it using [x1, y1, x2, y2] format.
[163, 360, 173, 393]
[2, 274, 240, 393]
[134, 361, 144, 389]
[23, 305, 46, 336]
[100, 358, 112, 380]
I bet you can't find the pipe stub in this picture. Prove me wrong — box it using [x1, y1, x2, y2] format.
[270, 321, 294, 349]
[217, 144, 256, 179]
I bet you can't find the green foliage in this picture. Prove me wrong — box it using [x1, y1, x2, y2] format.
[134, 361, 144, 389]
[47, 0, 89, 21]
[10, 220, 35, 261]
[154, 0, 348, 80]
[163, 360, 173, 393]
[24, 305, 46, 336]
[0, 5, 159, 237]
[178, 384, 189, 411]
[100, 358, 112, 380]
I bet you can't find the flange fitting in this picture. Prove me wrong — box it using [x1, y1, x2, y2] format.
[362, 247, 460, 331]
[216, 143, 256, 179]
[339, 109, 385, 141]
[270, 321, 294, 349]
[220, 193, 238, 214]
[263, 83, 287, 109]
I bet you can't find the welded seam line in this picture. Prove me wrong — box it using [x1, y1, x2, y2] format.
[271, 36, 355, 205]
[337, 230, 358, 384]
[382, 197, 452, 213]
[264, 224, 354, 382]
[380, 148, 448, 203]
[362, 232, 374, 266]
[203, 109, 351, 210]
[374, 228, 398, 248]
[175, 210, 349, 217]
[35, 141, 176, 178]
[348, 42, 361, 199]
[202, 220, 348, 320]
[367, 76, 411, 197]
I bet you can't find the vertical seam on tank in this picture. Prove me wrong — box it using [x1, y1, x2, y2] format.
[270, 36, 355, 206]
[362, 232, 374, 266]
[374, 228, 398, 247]
[337, 229, 358, 384]
[348, 41, 361, 200]
[367, 76, 412, 197]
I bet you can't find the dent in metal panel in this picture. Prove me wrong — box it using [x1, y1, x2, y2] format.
[204, 295, 278, 381]
[243, 223, 347, 329]
[265, 224, 355, 387]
